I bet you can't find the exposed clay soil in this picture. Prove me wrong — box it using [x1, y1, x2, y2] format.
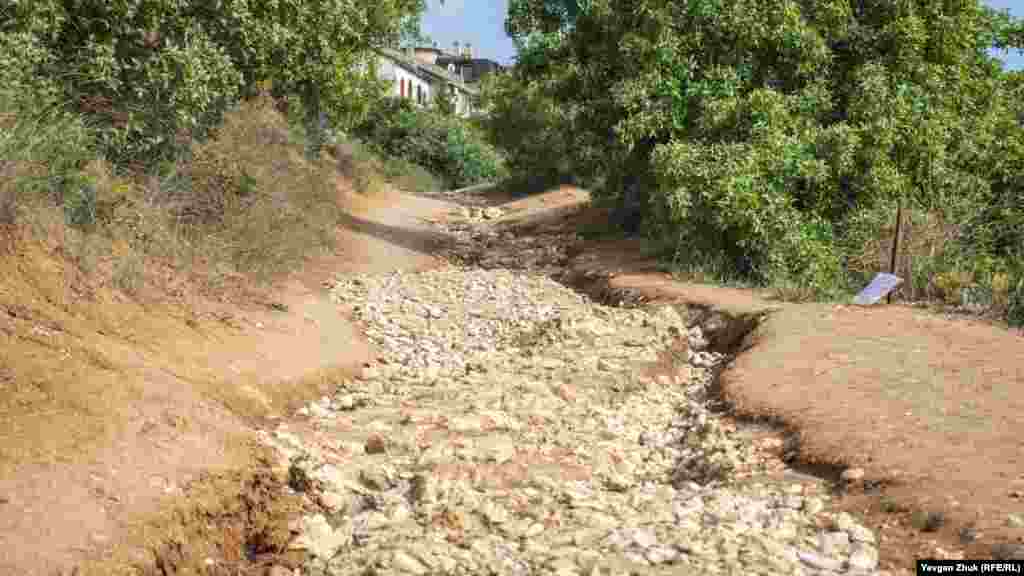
[0, 183, 451, 576]
[3, 179, 1023, 575]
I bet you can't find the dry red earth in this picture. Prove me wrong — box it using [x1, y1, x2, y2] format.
[0, 184, 450, 576]
[3, 180, 1022, 575]
[490, 185, 1024, 574]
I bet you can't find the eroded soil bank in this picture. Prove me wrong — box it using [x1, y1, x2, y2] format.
[162, 184, 1022, 576]
[448, 185, 1024, 572]
[11, 183, 1021, 575]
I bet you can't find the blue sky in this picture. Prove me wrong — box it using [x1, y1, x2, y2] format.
[417, 0, 516, 65]
[988, 0, 1024, 70]
[419, 0, 1023, 69]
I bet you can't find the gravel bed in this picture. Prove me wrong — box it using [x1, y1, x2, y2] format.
[255, 205, 887, 576]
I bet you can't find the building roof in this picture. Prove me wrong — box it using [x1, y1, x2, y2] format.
[376, 48, 478, 96]
[433, 56, 505, 84]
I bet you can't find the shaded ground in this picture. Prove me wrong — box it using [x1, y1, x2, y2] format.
[461, 184, 1024, 574]
[0, 182, 451, 576]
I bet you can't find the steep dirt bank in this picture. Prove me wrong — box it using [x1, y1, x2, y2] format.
[0, 184, 451, 576]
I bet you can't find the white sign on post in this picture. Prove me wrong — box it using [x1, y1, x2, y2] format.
[853, 273, 904, 306]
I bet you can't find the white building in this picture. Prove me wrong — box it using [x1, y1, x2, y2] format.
[374, 47, 479, 117]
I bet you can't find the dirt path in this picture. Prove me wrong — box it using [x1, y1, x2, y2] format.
[477, 185, 1024, 572]
[0, 185, 454, 576]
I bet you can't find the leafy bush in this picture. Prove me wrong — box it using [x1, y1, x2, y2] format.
[477, 71, 576, 188]
[496, 0, 1024, 322]
[380, 156, 445, 194]
[165, 95, 343, 282]
[1, 0, 423, 165]
[352, 97, 507, 189]
[0, 34, 97, 229]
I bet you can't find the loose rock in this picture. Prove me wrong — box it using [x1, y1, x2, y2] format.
[255, 202, 883, 576]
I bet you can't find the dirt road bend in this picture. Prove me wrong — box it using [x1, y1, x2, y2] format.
[261, 188, 891, 576]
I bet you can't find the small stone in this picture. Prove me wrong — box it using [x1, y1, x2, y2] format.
[289, 514, 348, 559]
[797, 550, 844, 571]
[359, 466, 391, 491]
[556, 383, 577, 402]
[1007, 514, 1024, 528]
[846, 523, 877, 544]
[846, 542, 879, 571]
[784, 483, 804, 495]
[840, 467, 865, 482]
[631, 528, 658, 549]
[365, 433, 387, 455]
[782, 494, 803, 509]
[833, 511, 858, 532]
[802, 497, 825, 515]
[319, 233, 868, 576]
[319, 490, 347, 513]
[644, 545, 678, 565]
[992, 543, 1024, 560]
[959, 525, 979, 543]
[910, 509, 946, 532]
[525, 523, 545, 538]
[819, 531, 849, 555]
[393, 550, 429, 574]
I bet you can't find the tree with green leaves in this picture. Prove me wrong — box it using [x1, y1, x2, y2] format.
[488, 0, 1024, 297]
[0, 0, 425, 163]
[433, 85, 457, 116]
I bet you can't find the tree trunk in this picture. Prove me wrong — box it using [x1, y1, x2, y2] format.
[303, 83, 326, 160]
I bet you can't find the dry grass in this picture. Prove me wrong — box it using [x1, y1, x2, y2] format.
[81, 448, 304, 576]
[842, 205, 1018, 310]
[0, 92, 392, 574]
[846, 207, 955, 299]
[330, 138, 387, 196]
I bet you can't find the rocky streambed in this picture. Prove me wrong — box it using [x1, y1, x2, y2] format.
[255, 201, 888, 576]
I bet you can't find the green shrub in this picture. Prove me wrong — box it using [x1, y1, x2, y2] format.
[496, 0, 1024, 323]
[381, 157, 445, 194]
[1008, 268, 1024, 327]
[1, 0, 424, 165]
[477, 72, 577, 190]
[0, 34, 97, 229]
[352, 97, 507, 189]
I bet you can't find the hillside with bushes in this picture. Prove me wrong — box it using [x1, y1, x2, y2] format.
[0, 1, 504, 573]
[0, 0, 503, 293]
[479, 0, 1024, 325]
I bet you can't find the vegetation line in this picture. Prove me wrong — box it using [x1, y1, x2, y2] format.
[478, 0, 1024, 325]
